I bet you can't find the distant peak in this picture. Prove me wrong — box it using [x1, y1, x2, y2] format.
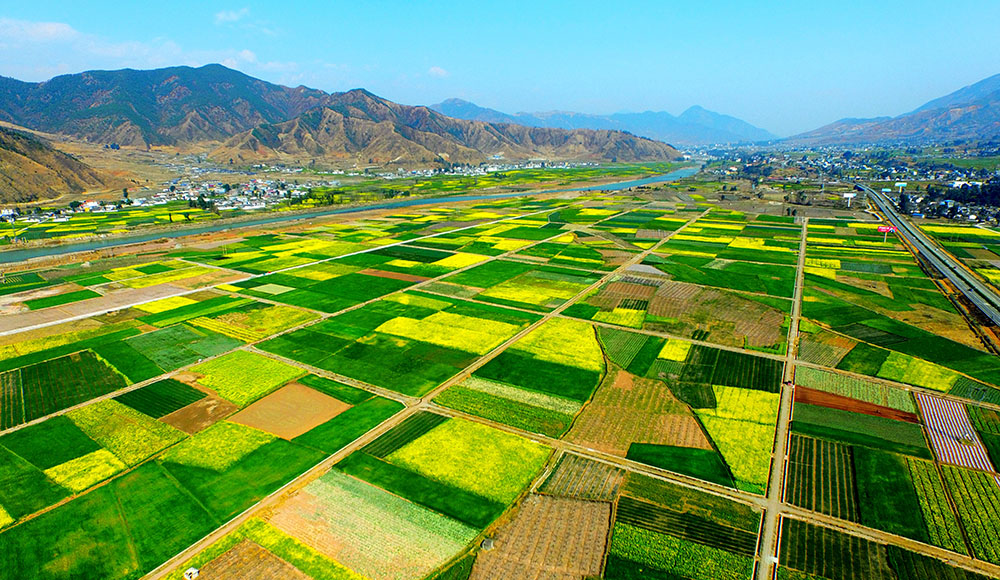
[338, 88, 381, 99]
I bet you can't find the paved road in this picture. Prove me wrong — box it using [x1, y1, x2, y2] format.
[861, 183, 1000, 325]
[756, 218, 808, 580]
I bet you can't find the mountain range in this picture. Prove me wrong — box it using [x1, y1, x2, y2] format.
[0, 64, 679, 166]
[431, 99, 777, 145]
[788, 73, 1000, 145]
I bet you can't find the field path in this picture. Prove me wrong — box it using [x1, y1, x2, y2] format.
[756, 217, 807, 580]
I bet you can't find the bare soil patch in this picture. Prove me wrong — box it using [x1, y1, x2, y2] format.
[160, 394, 238, 434]
[198, 538, 309, 580]
[470, 494, 610, 580]
[228, 382, 350, 439]
[166, 269, 245, 289]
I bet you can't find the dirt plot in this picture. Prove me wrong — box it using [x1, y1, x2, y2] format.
[160, 394, 238, 434]
[794, 387, 920, 424]
[162, 269, 245, 290]
[539, 453, 626, 502]
[229, 382, 350, 439]
[597, 249, 634, 267]
[358, 268, 430, 282]
[470, 494, 610, 580]
[567, 368, 711, 456]
[199, 538, 309, 580]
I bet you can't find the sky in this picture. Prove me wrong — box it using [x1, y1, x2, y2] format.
[1, 1, 999, 136]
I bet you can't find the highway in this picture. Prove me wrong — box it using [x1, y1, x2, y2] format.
[859, 183, 1000, 326]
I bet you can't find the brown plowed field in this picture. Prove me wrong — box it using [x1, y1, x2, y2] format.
[160, 394, 238, 434]
[567, 368, 711, 455]
[538, 453, 625, 502]
[603, 282, 656, 300]
[198, 539, 309, 580]
[596, 249, 634, 267]
[794, 387, 920, 424]
[469, 494, 610, 580]
[229, 382, 350, 439]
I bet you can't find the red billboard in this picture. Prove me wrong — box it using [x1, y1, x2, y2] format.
[877, 225, 897, 233]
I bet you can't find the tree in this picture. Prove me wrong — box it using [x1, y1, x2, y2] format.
[69, 201, 82, 210]
[169, 185, 176, 193]
[122, 188, 129, 199]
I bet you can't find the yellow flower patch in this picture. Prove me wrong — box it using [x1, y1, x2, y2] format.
[376, 312, 520, 355]
[44, 450, 126, 493]
[804, 267, 837, 279]
[513, 318, 604, 372]
[658, 339, 692, 361]
[431, 252, 489, 269]
[134, 295, 198, 313]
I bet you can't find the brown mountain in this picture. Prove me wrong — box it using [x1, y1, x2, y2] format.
[0, 64, 329, 147]
[0, 126, 125, 204]
[213, 89, 680, 165]
[789, 73, 1000, 145]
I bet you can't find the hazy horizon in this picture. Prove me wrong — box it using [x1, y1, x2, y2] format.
[2, 0, 999, 137]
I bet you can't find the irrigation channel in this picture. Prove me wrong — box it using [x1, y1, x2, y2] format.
[0, 166, 700, 265]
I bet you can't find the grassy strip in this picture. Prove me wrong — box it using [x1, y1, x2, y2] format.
[24, 289, 100, 310]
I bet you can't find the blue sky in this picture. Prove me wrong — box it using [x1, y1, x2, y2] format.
[1, 1, 998, 136]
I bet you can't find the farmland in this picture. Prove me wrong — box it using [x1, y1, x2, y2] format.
[6, 179, 1000, 580]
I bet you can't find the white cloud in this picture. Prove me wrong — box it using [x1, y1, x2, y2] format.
[428, 66, 449, 78]
[0, 17, 80, 43]
[220, 49, 258, 69]
[215, 8, 250, 24]
[0, 17, 293, 83]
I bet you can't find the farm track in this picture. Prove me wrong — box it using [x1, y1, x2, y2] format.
[756, 217, 808, 580]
